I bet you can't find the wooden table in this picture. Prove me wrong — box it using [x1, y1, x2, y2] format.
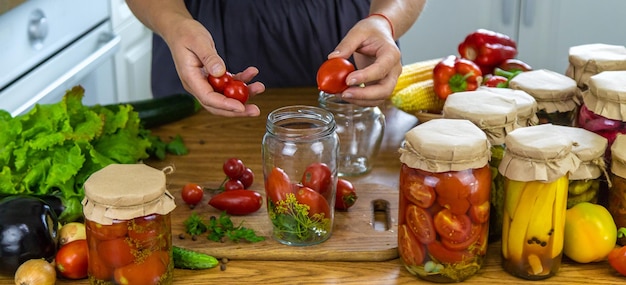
[2, 87, 624, 284]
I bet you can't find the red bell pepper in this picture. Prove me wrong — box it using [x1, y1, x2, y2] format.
[458, 29, 518, 74]
[433, 55, 483, 100]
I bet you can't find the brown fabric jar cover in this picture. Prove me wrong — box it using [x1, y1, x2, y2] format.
[399, 118, 491, 172]
[509, 69, 579, 113]
[581, 70, 626, 121]
[612, 134, 626, 179]
[566, 43, 626, 90]
[552, 125, 608, 181]
[82, 163, 177, 225]
[478, 86, 539, 128]
[498, 124, 582, 182]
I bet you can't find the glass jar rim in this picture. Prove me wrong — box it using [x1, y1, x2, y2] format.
[266, 105, 336, 140]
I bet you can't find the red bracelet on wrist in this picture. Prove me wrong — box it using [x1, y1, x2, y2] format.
[367, 13, 395, 39]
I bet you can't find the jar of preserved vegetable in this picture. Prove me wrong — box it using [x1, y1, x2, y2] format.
[479, 86, 540, 128]
[398, 119, 491, 283]
[499, 124, 581, 280]
[443, 90, 517, 242]
[509, 69, 579, 126]
[608, 134, 626, 245]
[262, 105, 339, 246]
[566, 43, 626, 91]
[82, 163, 176, 285]
[577, 70, 626, 163]
[318, 92, 385, 176]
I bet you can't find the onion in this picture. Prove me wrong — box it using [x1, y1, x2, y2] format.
[58, 222, 86, 246]
[14, 259, 56, 285]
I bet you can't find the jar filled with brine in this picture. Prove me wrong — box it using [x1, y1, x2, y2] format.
[443, 90, 517, 242]
[608, 134, 626, 245]
[499, 124, 581, 280]
[398, 119, 492, 283]
[82, 164, 176, 285]
[262, 105, 339, 246]
[509, 69, 579, 126]
[566, 43, 626, 91]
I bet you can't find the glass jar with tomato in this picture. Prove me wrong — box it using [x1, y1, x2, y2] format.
[262, 105, 339, 246]
[509, 69, 579, 126]
[398, 119, 491, 283]
[499, 124, 581, 280]
[318, 91, 385, 177]
[608, 134, 626, 245]
[82, 164, 176, 285]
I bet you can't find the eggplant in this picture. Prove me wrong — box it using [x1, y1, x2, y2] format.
[0, 195, 59, 274]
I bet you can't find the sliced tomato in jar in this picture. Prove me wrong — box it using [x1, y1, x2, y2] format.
[434, 171, 471, 200]
[403, 178, 436, 209]
[469, 200, 490, 224]
[433, 208, 472, 243]
[427, 240, 474, 264]
[436, 195, 470, 215]
[441, 222, 482, 251]
[398, 224, 425, 266]
[114, 250, 169, 285]
[405, 204, 436, 244]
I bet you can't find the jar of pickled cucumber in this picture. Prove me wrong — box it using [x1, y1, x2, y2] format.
[82, 164, 176, 285]
[565, 43, 626, 91]
[608, 134, 626, 245]
[479, 86, 539, 128]
[509, 69, 579, 126]
[499, 124, 581, 280]
[443, 90, 517, 242]
[398, 119, 491, 283]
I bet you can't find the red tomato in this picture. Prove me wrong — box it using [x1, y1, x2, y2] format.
[469, 200, 490, 224]
[128, 215, 163, 250]
[265, 167, 293, 203]
[85, 219, 128, 241]
[223, 80, 250, 104]
[239, 167, 255, 189]
[295, 186, 331, 218]
[609, 245, 626, 276]
[207, 71, 234, 93]
[441, 222, 482, 251]
[405, 204, 436, 244]
[223, 158, 245, 179]
[427, 240, 474, 264]
[433, 208, 472, 243]
[114, 251, 168, 285]
[398, 224, 425, 266]
[434, 171, 471, 200]
[181, 183, 204, 206]
[224, 179, 245, 191]
[403, 175, 436, 209]
[469, 166, 491, 205]
[88, 248, 114, 280]
[55, 239, 89, 280]
[436, 195, 470, 215]
[301, 162, 332, 194]
[335, 178, 358, 210]
[97, 238, 135, 268]
[316, 57, 355, 94]
[208, 189, 263, 215]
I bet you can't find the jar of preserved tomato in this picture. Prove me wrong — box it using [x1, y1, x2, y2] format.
[262, 105, 339, 246]
[443, 90, 517, 242]
[608, 134, 626, 245]
[398, 118, 491, 283]
[509, 69, 579, 126]
[577, 70, 626, 163]
[318, 91, 385, 176]
[499, 124, 581, 280]
[566, 43, 626, 90]
[82, 163, 176, 285]
[479, 86, 540, 128]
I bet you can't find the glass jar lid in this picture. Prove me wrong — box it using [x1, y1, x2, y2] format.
[567, 43, 626, 88]
[552, 125, 608, 180]
[582, 70, 626, 121]
[479, 86, 539, 127]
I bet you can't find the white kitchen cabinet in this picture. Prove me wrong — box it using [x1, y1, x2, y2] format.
[110, 0, 153, 102]
[400, 0, 626, 74]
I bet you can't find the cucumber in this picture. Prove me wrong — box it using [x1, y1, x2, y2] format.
[172, 246, 219, 270]
[105, 94, 202, 128]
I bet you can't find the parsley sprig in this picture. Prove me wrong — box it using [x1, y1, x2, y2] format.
[183, 212, 265, 243]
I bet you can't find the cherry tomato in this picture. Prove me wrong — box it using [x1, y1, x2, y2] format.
[398, 224, 425, 266]
[128, 215, 163, 250]
[209, 189, 263, 215]
[223, 158, 245, 179]
[434, 171, 471, 200]
[239, 167, 255, 189]
[207, 71, 234, 93]
[469, 200, 490, 224]
[426, 240, 474, 264]
[55, 239, 89, 280]
[316, 57, 355, 94]
[436, 195, 470, 215]
[301, 162, 332, 194]
[295, 186, 331, 218]
[223, 80, 250, 104]
[433, 208, 472, 243]
[402, 173, 436, 209]
[85, 219, 128, 241]
[335, 178, 358, 210]
[88, 248, 114, 280]
[97, 238, 135, 268]
[224, 179, 245, 191]
[265, 167, 293, 203]
[181, 183, 204, 206]
[114, 250, 168, 285]
[469, 166, 491, 206]
[405, 204, 436, 244]
[441, 222, 482, 251]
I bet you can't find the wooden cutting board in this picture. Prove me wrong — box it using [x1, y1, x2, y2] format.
[170, 183, 399, 262]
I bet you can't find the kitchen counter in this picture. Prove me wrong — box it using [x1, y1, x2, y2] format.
[1, 87, 623, 284]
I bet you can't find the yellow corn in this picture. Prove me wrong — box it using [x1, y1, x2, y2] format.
[390, 79, 445, 113]
[392, 58, 441, 96]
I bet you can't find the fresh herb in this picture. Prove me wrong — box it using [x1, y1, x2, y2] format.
[269, 193, 331, 243]
[183, 212, 265, 243]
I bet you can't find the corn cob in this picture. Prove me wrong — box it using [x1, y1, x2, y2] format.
[390, 79, 445, 113]
[392, 58, 441, 95]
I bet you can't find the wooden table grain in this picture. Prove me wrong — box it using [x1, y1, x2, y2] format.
[2, 87, 623, 284]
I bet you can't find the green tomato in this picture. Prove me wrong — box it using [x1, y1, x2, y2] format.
[563, 202, 617, 263]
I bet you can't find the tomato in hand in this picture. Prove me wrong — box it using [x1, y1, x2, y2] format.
[223, 158, 245, 179]
[208, 71, 234, 93]
[335, 178, 357, 210]
[295, 186, 331, 218]
[209, 189, 263, 215]
[114, 250, 168, 285]
[433, 208, 472, 243]
[405, 204, 436, 244]
[223, 80, 250, 104]
[265, 167, 293, 203]
[301, 162, 332, 194]
[181, 183, 204, 206]
[56, 239, 89, 279]
[317, 57, 355, 94]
